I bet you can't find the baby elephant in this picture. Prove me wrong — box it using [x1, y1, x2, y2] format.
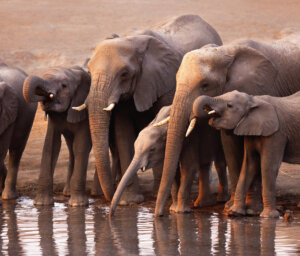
[23, 66, 91, 206]
[192, 90, 300, 218]
[110, 106, 229, 215]
[0, 63, 37, 199]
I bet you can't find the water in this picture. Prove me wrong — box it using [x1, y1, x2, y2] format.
[0, 197, 299, 255]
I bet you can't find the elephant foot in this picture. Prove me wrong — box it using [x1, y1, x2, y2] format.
[223, 196, 234, 214]
[246, 200, 263, 216]
[90, 183, 103, 196]
[63, 185, 71, 197]
[217, 191, 230, 203]
[2, 187, 18, 200]
[194, 196, 215, 208]
[119, 191, 144, 206]
[34, 193, 54, 206]
[174, 203, 192, 213]
[260, 209, 279, 218]
[227, 204, 246, 216]
[68, 194, 89, 207]
[169, 202, 177, 212]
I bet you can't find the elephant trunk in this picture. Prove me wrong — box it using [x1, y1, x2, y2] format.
[23, 75, 49, 102]
[109, 157, 141, 216]
[88, 74, 114, 201]
[155, 88, 193, 216]
[193, 95, 224, 118]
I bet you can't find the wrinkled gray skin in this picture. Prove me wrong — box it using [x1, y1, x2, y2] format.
[155, 32, 300, 216]
[84, 14, 222, 204]
[23, 66, 92, 206]
[193, 90, 300, 218]
[0, 63, 37, 199]
[110, 106, 228, 215]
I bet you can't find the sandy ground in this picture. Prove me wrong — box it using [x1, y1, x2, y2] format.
[0, 0, 300, 202]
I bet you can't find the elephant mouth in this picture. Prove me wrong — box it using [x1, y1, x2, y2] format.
[203, 105, 221, 129]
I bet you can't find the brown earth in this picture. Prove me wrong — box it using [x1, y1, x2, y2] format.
[0, 0, 300, 205]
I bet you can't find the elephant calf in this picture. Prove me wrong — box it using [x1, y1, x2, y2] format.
[0, 63, 37, 199]
[192, 90, 300, 218]
[23, 66, 92, 206]
[110, 106, 229, 215]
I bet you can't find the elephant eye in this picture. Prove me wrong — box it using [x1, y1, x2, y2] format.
[62, 84, 67, 89]
[120, 70, 129, 79]
[227, 103, 233, 108]
[202, 83, 209, 91]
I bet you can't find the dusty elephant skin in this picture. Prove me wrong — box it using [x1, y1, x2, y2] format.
[110, 106, 229, 215]
[23, 66, 92, 206]
[0, 63, 37, 200]
[193, 90, 300, 218]
[155, 32, 300, 216]
[80, 14, 223, 204]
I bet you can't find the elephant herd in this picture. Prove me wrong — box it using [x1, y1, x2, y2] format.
[0, 14, 299, 219]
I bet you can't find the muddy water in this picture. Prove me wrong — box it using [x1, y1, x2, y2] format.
[0, 197, 299, 256]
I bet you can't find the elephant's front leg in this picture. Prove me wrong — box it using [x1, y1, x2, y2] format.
[152, 163, 163, 197]
[228, 144, 260, 216]
[68, 129, 91, 207]
[114, 109, 144, 205]
[221, 131, 244, 211]
[34, 121, 61, 205]
[259, 137, 285, 218]
[63, 134, 74, 197]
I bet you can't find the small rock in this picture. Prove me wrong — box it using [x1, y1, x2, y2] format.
[283, 210, 294, 222]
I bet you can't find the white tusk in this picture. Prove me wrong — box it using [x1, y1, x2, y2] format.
[142, 167, 146, 172]
[185, 118, 197, 137]
[153, 116, 170, 127]
[72, 103, 87, 111]
[49, 93, 54, 99]
[103, 103, 115, 111]
[208, 109, 216, 115]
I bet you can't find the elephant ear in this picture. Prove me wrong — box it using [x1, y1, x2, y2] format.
[67, 67, 91, 123]
[234, 96, 279, 136]
[225, 45, 278, 95]
[0, 82, 19, 134]
[133, 35, 182, 112]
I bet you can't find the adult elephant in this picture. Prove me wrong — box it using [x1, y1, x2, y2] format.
[74, 14, 223, 203]
[155, 32, 300, 216]
[0, 63, 37, 199]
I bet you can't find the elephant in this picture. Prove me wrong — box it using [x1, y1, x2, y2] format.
[109, 105, 228, 215]
[0, 63, 37, 199]
[73, 14, 223, 204]
[155, 31, 300, 216]
[23, 65, 92, 206]
[192, 90, 300, 218]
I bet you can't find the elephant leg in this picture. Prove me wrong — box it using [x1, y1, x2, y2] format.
[228, 145, 260, 216]
[221, 131, 244, 211]
[63, 134, 74, 197]
[259, 137, 285, 218]
[245, 173, 263, 215]
[114, 110, 143, 205]
[68, 129, 91, 207]
[152, 162, 163, 197]
[0, 162, 7, 193]
[214, 151, 229, 203]
[34, 122, 61, 205]
[90, 168, 103, 196]
[194, 162, 215, 208]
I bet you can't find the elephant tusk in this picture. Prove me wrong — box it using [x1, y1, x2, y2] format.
[153, 116, 170, 127]
[49, 93, 54, 99]
[208, 109, 216, 115]
[185, 118, 197, 137]
[72, 103, 87, 111]
[142, 167, 146, 172]
[103, 103, 115, 111]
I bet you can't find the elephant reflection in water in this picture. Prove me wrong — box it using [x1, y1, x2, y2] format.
[152, 213, 278, 255]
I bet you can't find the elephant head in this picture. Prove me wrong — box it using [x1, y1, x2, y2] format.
[23, 66, 90, 123]
[80, 34, 181, 200]
[192, 91, 279, 136]
[0, 81, 18, 134]
[109, 106, 170, 215]
[155, 42, 278, 216]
